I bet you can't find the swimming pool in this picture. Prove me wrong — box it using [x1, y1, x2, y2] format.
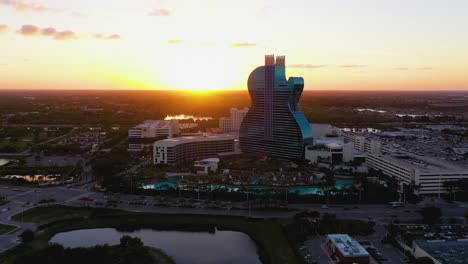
[142, 180, 353, 196]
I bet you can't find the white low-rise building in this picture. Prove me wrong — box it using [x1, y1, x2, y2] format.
[305, 139, 354, 164]
[219, 108, 248, 132]
[342, 133, 382, 155]
[154, 135, 235, 165]
[128, 120, 179, 152]
[310, 123, 342, 139]
[366, 153, 468, 195]
[128, 120, 179, 139]
[194, 158, 220, 174]
[325, 234, 369, 264]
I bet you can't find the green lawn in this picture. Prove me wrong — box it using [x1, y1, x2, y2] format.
[0, 136, 35, 152]
[10, 206, 301, 264]
[0, 132, 65, 153]
[11, 206, 94, 223]
[0, 198, 9, 206]
[0, 223, 17, 235]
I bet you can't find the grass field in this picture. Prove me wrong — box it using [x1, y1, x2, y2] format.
[0, 197, 9, 206]
[11, 206, 91, 223]
[8, 205, 302, 264]
[0, 130, 67, 153]
[0, 224, 17, 235]
[0, 136, 35, 152]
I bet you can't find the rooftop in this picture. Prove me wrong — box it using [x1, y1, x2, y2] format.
[374, 153, 467, 173]
[326, 234, 369, 258]
[197, 158, 220, 163]
[131, 120, 178, 130]
[154, 134, 235, 147]
[414, 239, 468, 264]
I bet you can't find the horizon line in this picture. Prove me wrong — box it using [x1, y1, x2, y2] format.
[0, 89, 467, 92]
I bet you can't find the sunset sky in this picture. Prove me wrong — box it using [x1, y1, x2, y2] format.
[0, 0, 467, 91]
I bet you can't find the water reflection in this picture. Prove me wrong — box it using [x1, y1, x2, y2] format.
[50, 228, 261, 264]
[2, 174, 59, 182]
[165, 114, 213, 121]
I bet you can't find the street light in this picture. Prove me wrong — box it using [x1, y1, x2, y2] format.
[21, 202, 27, 225]
[246, 186, 251, 218]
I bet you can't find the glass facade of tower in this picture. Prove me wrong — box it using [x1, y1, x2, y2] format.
[239, 55, 313, 161]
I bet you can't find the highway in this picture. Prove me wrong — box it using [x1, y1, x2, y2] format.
[3, 184, 466, 229]
[0, 184, 466, 258]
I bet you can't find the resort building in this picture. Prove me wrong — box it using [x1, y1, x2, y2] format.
[153, 135, 235, 165]
[310, 123, 341, 139]
[366, 153, 468, 195]
[412, 239, 468, 264]
[239, 55, 313, 161]
[194, 158, 220, 174]
[342, 133, 382, 155]
[219, 108, 249, 132]
[305, 139, 354, 165]
[325, 234, 369, 264]
[128, 120, 179, 140]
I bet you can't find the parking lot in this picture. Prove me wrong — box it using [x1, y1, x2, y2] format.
[303, 226, 407, 264]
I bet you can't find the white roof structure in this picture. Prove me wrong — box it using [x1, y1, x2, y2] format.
[380, 153, 466, 173]
[132, 120, 177, 130]
[198, 158, 220, 163]
[327, 234, 369, 258]
[314, 139, 346, 150]
[154, 135, 235, 148]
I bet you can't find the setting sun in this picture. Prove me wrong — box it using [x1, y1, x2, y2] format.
[157, 45, 249, 91]
[0, 0, 467, 91]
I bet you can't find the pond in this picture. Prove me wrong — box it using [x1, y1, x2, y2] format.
[142, 180, 353, 196]
[50, 228, 262, 264]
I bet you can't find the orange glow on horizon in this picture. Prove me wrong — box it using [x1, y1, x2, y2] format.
[0, 1, 467, 91]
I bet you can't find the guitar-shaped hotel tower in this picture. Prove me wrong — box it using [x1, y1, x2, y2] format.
[239, 55, 313, 161]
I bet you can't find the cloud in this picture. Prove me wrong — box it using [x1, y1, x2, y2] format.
[1, 1, 85, 17]
[166, 40, 256, 47]
[40, 27, 56, 36]
[0, 24, 8, 33]
[93, 33, 122, 40]
[16, 24, 122, 41]
[17, 24, 75, 40]
[230, 42, 256, 48]
[394, 66, 433, 71]
[289, 64, 326, 69]
[395, 67, 409, 71]
[167, 39, 184, 44]
[105, 34, 121, 40]
[339, 64, 367, 68]
[0, 0, 58, 12]
[18, 24, 39, 35]
[149, 9, 170, 16]
[71, 11, 85, 18]
[54, 30, 76, 40]
[258, 6, 272, 14]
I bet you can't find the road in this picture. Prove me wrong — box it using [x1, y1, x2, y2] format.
[116, 159, 152, 177]
[1, 184, 467, 255]
[19, 131, 78, 154]
[289, 204, 421, 224]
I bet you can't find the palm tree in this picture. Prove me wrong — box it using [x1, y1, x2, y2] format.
[443, 180, 458, 201]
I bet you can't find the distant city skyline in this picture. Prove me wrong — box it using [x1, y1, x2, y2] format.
[1, 0, 467, 91]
